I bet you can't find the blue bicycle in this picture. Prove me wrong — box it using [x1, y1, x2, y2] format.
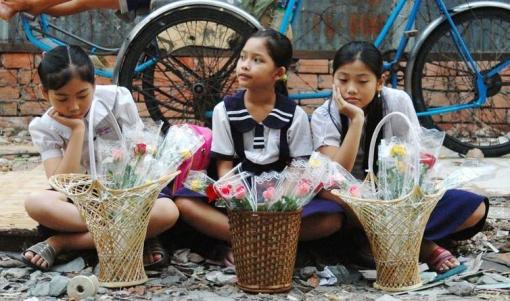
[21, 0, 510, 156]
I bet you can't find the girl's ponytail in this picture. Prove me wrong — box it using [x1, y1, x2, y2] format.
[275, 79, 288, 96]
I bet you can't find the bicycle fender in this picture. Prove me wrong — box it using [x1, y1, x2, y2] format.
[112, 0, 263, 83]
[404, 1, 510, 94]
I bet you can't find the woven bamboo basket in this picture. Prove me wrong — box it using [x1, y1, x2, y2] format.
[48, 98, 179, 287]
[333, 187, 444, 291]
[228, 210, 302, 293]
[333, 112, 446, 292]
[50, 172, 178, 287]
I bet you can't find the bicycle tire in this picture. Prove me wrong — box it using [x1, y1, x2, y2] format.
[411, 7, 510, 157]
[117, 6, 258, 126]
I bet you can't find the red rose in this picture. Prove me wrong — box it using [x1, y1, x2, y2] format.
[134, 143, 147, 157]
[205, 184, 219, 203]
[420, 152, 437, 169]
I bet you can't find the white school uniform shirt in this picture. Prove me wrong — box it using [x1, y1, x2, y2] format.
[29, 85, 143, 173]
[311, 87, 421, 178]
[211, 91, 313, 165]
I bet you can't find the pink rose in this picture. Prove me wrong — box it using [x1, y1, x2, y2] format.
[234, 184, 246, 199]
[218, 184, 232, 198]
[296, 181, 311, 198]
[112, 148, 123, 162]
[326, 174, 345, 188]
[262, 186, 275, 201]
[348, 184, 361, 197]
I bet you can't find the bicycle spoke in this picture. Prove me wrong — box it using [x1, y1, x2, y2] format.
[412, 7, 510, 155]
[117, 8, 256, 125]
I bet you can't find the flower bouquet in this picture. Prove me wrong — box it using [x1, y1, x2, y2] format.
[199, 153, 328, 212]
[183, 170, 216, 197]
[327, 112, 449, 292]
[322, 158, 368, 198]
[182, 154, 328, 292]
[49, 99, 207, 288]
[266, 153, 328, 211]
[96, 123, 205, 189]
[214, 170, 255, 211]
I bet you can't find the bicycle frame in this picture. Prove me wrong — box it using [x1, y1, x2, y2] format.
[280, 0, 508, 117]
[21, 0, 509, 119]
[21, 13, 118, 78]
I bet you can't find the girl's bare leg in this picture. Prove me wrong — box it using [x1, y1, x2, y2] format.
[0, 0, 119, 19]
[299, 213, 343, 241]
[175, 197, 230, 242]
[24, 191, 179, 268]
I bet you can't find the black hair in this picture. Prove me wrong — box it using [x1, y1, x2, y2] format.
[38, 45, 95, 91]
[248, 29, 293, 96]
[332, 41, 384, 175]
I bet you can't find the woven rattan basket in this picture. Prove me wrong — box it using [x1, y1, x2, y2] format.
[48, 99, 179, 287]
[228, 210, 302, 293]
[50, 172, 178, 287]
[333, 112, 446, 292]
[333, 186, 444, 291]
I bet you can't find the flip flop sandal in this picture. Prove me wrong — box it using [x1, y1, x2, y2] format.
[203, 243, 234, 267]
[432, 263, 467, 282]
[21, 241, 56, 271]
[143, 238, 168, 270]
[426, 246, 460, 273]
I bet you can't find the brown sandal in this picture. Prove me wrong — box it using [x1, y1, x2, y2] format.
[21, 241, 56, 271]
[143, 238, 168, 270]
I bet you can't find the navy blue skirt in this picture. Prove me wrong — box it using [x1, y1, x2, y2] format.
[424, 189, 487, 241]
[302, 197, 345, 218]
[159, 186, 205, 199]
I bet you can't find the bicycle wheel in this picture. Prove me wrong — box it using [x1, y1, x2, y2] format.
[411, 7, 510, 157]
[117, 7, 258, 126]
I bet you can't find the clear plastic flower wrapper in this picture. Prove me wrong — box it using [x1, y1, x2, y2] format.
[427, 160, 497, 192]
[323, 159, 368, 198]
[416, 128, 445, 193]
[183, 170, 217, 201]
[205, 154, 327, 212]
[96, 123, 205, 189]
[213, 170, 255, 211]
[268, 152, 328, 211]
[377, 137, 418, 200]
[252, 171, 280, 211]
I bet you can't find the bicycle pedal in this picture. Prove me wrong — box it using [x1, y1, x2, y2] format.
[404, 29, 418, 37]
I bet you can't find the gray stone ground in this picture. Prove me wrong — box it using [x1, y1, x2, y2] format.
[0, 129, 509, 300]
[0, 199, 508, 301]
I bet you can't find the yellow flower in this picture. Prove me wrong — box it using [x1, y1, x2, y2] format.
[180, 150, 192, 160]
[309, 158, 321, 168]
[190, 179, 203, 191]
[390, 144, 407, 157]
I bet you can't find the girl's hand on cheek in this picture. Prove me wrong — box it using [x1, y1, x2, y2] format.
[332, 84, 364, 121]
[49, 109, 85, 131]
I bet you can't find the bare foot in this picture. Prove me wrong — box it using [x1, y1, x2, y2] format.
[1, 0, 41, 19]
[421, 240, 459, 273]
[0, 2, 16, 20]
[3, 0, 32, 11]
[143, 252, 162, 265]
